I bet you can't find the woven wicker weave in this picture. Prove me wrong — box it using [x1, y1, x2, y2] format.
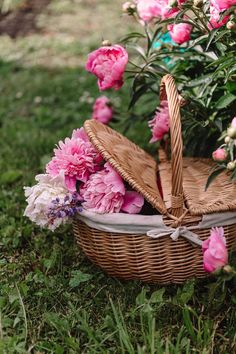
[73, 74, 236, 284]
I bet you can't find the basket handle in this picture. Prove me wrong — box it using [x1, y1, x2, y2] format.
[160, 74, 184, 218]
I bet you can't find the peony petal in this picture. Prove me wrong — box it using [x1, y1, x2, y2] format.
[121, 191, 144, 214]
[65, 175, 77, 192]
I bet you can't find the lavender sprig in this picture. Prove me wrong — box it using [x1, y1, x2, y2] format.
[47, 193, 82, 226]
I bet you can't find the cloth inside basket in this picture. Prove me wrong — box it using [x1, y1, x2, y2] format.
[76, 210, 236, 247]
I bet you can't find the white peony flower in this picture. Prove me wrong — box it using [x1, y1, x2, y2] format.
[24, 173, 70, 231]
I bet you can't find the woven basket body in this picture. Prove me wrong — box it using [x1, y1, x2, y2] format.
[73, 221, 236, 284]
[73, 75, 236, 284]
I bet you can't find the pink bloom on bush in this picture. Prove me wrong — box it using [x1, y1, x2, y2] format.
[92, 96, 113, 124]
[136, 0, 182, 22]
[85, 45, 128, 91]
[202, 227, 228, 273]
[46, 128, 102, 192]
[211, 0, 236, 11]
[80, 163, 144, 214]
[148, 101, 169, 143]
[136, 0, 161, 22]
[208, 5, 229, 29]
[168, 22, 192, 44]
[212, 148, 228, 162]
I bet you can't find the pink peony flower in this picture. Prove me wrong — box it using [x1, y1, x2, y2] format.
[208, 5, 229, 29]
[71, 127, 89, 141]
[136, 0, 183, 22]
[46, 128, 102, 192]
[168, 22, 192, 44]
[212, 148, 228, 162]
[136, 0, 162, 21]
[211, 0, 236, 11]
[202, 227, 228, 272]
[80, 163, 144, 214]
[85, 45, 128, 91]
[148, 101, 169, 143]
[92, 96, 113, 124]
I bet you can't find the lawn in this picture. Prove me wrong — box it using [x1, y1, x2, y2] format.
[0, 60, 236, 353]
[0, 1, 236, 353]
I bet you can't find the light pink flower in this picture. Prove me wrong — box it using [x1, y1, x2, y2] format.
[92, 96, 113, 124]
[136, 0, 162, 21]
[168, 22, 192, 44]
[80, 163, 144, 214]
[211, 0, 236, 11]
[149, 101, 169, 143]
[212, 148, 228, 162]
[85, 45, 128, 91]
[46, 128, 102, 192]
[136, 0, 182, 22]
[208, 5, 229, 29]
[231, 117, 236, 128]
[71, 127, 89, 141]
[202, 227, 228, 272]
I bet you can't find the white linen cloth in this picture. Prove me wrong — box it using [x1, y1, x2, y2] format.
[76, 210, 236, 247]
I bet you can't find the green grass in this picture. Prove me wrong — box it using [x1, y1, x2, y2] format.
[0, 60, 236, 353]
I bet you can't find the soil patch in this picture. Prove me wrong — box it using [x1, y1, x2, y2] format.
[0, 0, 50, 38]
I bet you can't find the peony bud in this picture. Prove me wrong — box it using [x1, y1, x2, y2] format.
[122, 1, 136, 13]
[224, 136, 231, 144]
[227, 126, 236, 139]
[102, 40, 112, 46]
[227, 161, 236, 170]
[193, 0, 203, 7]
[223, 265, 233, 273]
[226, 21, 236, 30]
[212, 148, 228, 162]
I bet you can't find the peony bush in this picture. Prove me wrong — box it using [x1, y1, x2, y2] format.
[85, 0, 236, 159]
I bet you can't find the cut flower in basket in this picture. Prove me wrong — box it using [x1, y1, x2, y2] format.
[80, 162, 144, 214]
[24, 173, 82, 231]
[24, 128, 144, 231]
[46, 128, 103, 191]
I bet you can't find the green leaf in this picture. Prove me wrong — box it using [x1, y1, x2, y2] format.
[69, 270, 93, 288]
[205, 167, 225, 191]
[0, 170, 22, 185]
[150, 288, 165, 304]
[215, 93, 236, 109]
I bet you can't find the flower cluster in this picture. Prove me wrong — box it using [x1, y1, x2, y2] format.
[122, 0, 236, 44]
[24, 128, 144, 231]
[212, 117, 236, 177]
[24, 173, 79, 231]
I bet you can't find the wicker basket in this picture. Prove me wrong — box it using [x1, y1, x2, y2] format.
[73, 74, 236, 284]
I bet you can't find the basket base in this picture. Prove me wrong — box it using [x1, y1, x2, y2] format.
[73, 220, 236, 284]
